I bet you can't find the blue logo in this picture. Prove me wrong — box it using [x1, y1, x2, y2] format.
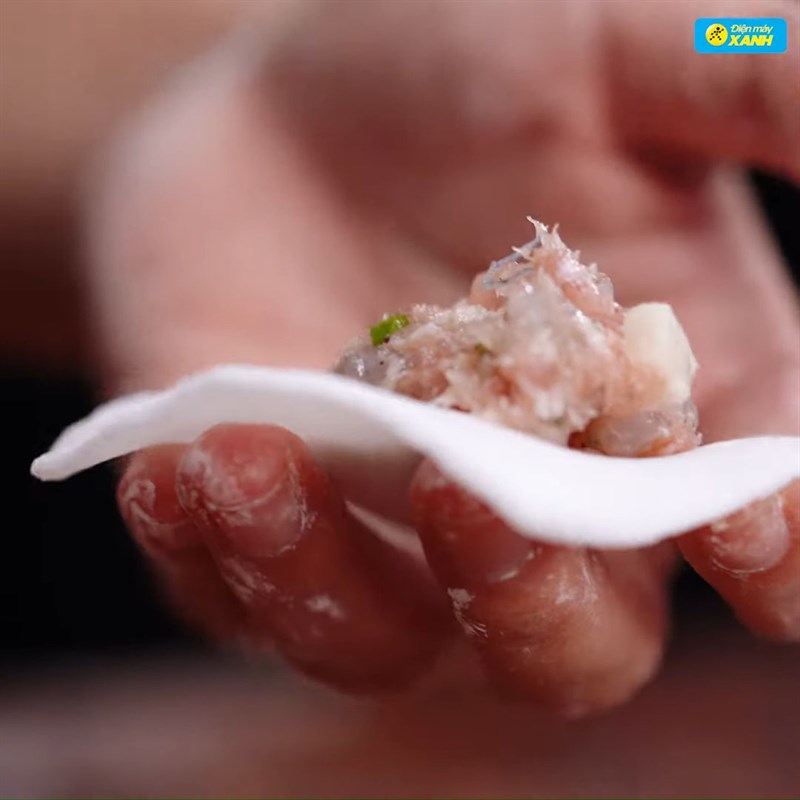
[694, 17, 787, 53]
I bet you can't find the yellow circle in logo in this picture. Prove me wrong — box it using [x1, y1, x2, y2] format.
[705, 23, 728, 46]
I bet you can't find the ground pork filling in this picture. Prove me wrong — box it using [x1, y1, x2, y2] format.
[333, 219, 701, 458]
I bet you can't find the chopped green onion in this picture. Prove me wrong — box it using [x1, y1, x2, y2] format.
[370, 313, 410, 346]
[474, 342, 491, 356]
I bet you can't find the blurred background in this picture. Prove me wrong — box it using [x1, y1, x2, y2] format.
[1, 1, 799, 798]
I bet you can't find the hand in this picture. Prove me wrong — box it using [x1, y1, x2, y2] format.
[89, 0, 799, 714]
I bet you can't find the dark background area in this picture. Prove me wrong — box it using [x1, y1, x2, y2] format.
[2, 170, 798, 672]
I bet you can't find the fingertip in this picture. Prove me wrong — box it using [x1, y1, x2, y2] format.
[683, 493, 790, 576]
[117, 444, 200, 556]
[177, 423, 318, 558]
[117, 446, 182, 518]
[117, 445, 245, 640]
[679, 481, 800, 641]
[177, 423, 306, 506]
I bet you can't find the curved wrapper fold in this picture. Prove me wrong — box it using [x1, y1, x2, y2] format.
[30, 364, 800, 549]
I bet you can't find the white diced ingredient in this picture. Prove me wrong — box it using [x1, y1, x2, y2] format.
[623, 303, 699, 403]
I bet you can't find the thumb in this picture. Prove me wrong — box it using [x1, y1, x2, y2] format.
[606, 0, 800, 181]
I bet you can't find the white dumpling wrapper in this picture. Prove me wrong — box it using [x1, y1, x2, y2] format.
[29, 363, 800, 549]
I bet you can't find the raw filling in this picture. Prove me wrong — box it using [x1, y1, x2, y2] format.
[334, 219, 701, 458]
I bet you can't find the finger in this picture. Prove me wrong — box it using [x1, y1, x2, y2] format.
[410, 460, 674, 717]
[117, 446, 245, 641]
[606, 0, 800, 180]
[679, 480, 800, 641]
[176, 424, 449, 693]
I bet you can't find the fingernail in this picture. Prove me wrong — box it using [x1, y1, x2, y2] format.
[119, 476, 160, 549]
[119, 476, 192, 554]
[705, 494, 789, 575]
[180, 444, 316, 558]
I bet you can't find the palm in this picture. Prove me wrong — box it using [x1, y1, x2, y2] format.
[96, 0, 800, 712]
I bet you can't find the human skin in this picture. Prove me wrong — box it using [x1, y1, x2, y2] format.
[27, 0, 800, 714]
[0, 0, 293, 365]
